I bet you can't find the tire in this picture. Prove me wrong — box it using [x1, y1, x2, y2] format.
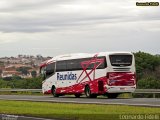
[107, 93, 119, 99]
[85, 86, 97, 98]
[85, 85, 91, 98]
[52, 86, 59, 97]
[75, 94, 81, 98]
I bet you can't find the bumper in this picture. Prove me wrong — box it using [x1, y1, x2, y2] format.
[106, 85, 136, 93]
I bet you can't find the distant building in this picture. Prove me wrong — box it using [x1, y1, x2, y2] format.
[2, 71, 21, 78]
[0, 54, 50, 79]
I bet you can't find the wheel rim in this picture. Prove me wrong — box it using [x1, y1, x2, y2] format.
[52, 88, 56, 96]
[86, 87, 90, 97]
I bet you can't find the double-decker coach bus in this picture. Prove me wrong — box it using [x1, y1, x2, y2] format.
[40, 52, 136, 98]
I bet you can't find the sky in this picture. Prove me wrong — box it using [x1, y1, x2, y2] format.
[0, 0, 160, 57]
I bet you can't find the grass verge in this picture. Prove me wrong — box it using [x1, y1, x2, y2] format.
[0, 100, 160, 120]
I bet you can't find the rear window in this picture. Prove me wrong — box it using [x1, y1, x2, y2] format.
[109, 55, 132, 66]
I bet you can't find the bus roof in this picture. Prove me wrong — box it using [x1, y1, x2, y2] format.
[40, 60, 48, 68]
[40, 51, 133, 66]
[47, 51, 133, 62]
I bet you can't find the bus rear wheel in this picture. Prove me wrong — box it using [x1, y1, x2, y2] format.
[52, 86, 59, 97]
[85, 86, 97, 98]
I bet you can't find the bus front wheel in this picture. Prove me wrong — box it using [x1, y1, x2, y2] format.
[52, 86, 59, 97]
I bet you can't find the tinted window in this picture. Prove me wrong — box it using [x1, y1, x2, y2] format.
[56, 56, 107, 72]
[46, 63, 55, 77]
[96, 56, 107, 69]
[109, 55, 132, 66]
[40, 66, 46, 80]
[66, 59, 82, 71]
[85, 56, 107, 69]
[56, 61, 67, 72]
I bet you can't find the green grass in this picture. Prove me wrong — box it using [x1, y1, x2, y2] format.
[0, 100, 160, 120]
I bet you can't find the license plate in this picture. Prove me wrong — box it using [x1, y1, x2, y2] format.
[120, 88, 125, 90]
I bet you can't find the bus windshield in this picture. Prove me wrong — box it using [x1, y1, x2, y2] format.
[109, 55, 132, 66]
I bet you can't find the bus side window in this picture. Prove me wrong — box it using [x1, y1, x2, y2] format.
[97, 56, 107, 69]
[40, 67, 46, 80]
[81, 56, 107, 70]
[46, 63, 55, 78]
[43, 67, 46, 80]
[66, 59, 82, 71]
[56, 61, 66, 72]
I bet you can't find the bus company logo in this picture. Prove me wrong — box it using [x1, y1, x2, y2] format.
[57, 72, 77, 80]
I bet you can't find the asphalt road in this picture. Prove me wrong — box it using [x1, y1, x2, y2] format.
[0, 95, 160, 107]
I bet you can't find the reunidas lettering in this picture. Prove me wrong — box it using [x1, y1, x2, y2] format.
[57, 72, 77, 80]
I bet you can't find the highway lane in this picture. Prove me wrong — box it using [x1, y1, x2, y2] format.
[0, 95, 160, 107]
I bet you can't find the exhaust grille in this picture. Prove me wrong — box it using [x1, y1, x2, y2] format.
[113, 68, 130, 71]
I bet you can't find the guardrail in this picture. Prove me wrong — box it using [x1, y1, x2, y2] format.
[0, 89, 160, 97]
[135, 89, 160, 93]
[134, 89, 160, 98]
[0, 89, 42, 93]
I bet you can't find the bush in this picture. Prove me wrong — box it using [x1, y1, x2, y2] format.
[0, 77, 42, 89]
[137, 77, 160, 89]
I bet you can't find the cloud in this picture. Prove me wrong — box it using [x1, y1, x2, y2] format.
[0, 0, 159, 56]
[0, 0, 159, 33]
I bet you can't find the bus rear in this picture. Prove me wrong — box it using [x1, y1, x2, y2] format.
[106, 52, 136, 97]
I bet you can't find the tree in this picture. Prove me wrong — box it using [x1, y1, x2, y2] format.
[16, 67, 31, 75]
[134, 51, 160, 79]
[134, 51, 160, 89]
[31, 71, 37, 78]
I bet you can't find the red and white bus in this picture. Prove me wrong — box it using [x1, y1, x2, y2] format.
[40, 52, 136, 98]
